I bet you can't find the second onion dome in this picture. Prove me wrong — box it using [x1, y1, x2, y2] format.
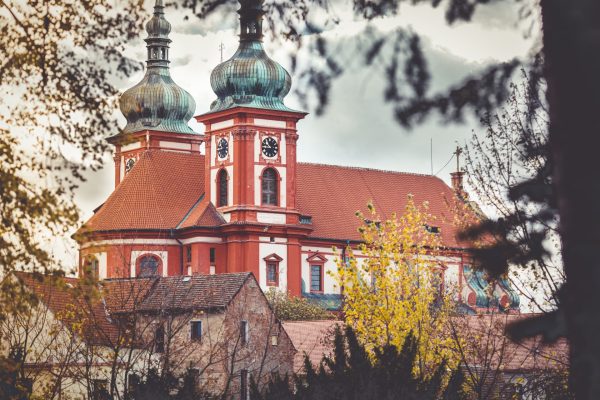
[209, 0, 296, 113]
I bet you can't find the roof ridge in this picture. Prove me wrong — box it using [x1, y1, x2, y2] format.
[298, 161, 446, 180]
[176, 194, 205, 228]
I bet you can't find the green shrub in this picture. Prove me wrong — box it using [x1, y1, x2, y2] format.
[265, 289, 334, 321]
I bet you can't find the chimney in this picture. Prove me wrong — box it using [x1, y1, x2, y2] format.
[451, 171, 465, 193]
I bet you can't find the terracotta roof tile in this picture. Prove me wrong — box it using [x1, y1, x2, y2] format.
[81, 153, 473, 246]
[101, 278, 157, 313]
[282, 320, 342, 372]
[15, 272, 120, 346]
[296, 163, 466, 247]
[460, 314, 569, 372]
[81, 151, 206, 232]
[135, 273, 252, 312]
[283, 315, 568, 373]
[179, 199, 226, 228]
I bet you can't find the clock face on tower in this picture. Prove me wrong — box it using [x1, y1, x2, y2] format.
[217, 138, 229, 159]
[261, 136, 278, 158]
[125, 158, 136, 173]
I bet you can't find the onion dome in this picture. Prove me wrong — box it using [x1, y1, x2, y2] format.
[208, 0, 296, 113]
[119, 0, 196, 135]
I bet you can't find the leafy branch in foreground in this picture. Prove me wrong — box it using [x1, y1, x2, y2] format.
[0, 0, 145, 275]
[462, 73, 562, 312]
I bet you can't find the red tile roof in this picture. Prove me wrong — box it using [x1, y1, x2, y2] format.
[296, 163, 465, 246]
[283, 315, 568, 374]
[80, 152, 470, 249]
[80, 151, 205, 233]
[282, 320, 343, 372]
[135, 273, 252, 312]
[15, 272, 121, 346]
[179, 199, 225, 228]
[101, 277, 157, 313]
[459, 313, 569, 372]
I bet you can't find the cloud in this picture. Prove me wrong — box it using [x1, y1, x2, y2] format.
[171, 54, 193, 67]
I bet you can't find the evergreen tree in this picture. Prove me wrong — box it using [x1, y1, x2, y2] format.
[130, 368, 213, 400]
[254, 326, 462, 400]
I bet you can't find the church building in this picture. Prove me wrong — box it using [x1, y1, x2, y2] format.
[76, 0, 519, 313]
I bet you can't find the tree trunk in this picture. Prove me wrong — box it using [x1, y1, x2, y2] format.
[542, 0, 600, 398]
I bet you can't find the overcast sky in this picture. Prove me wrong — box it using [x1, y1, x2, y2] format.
[58, 0, 537, 268]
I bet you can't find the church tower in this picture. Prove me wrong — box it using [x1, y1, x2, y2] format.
[196, 0, 306, 224]
[108, 0, 203, 187]
[196, 0, 309, 294]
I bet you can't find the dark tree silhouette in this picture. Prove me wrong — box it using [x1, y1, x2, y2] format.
[462, 74, 561, 312]
[251, 326, 465, 400]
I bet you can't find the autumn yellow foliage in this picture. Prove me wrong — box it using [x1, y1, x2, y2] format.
[334, 195, 461, 378]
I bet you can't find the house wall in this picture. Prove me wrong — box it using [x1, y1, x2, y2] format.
[0, 286, 131, 400]
[135, 277, 295, 397]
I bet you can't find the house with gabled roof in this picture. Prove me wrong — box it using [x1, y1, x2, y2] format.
[5, 271, 295, 399]
[74, 0, 519, 314]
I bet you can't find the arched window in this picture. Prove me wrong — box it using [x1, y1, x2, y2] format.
[138, 255, 160, 277]
[217, 169, 228, 207]
[261, 168, 278, 206]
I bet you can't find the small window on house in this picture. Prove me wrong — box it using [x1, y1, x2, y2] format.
[92, 379, 109, 400]
[191, 321, 202, 341]
[240, 369, 249, 400]
[155, 325, 165, 353]
[19, 378, 33, 395]
[210, 248, 216, 264]
[241, 320, 249, 345]
[138, 255, 160, 277]
[189, 368, 200, 387]
[128, 374, 140, 394]
[186, 245, 192, 263]
[266, 263, 278, 286]
[424, 224, 440, 234]
[218, 169, 228, 207]
[261, 168, 278, 206]
[371, 271, 377, 289]
[91, 257, 99, 277]
[310, 265, 323, 292]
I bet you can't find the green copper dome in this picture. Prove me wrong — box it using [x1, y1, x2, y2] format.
[208, 0, 296, 113]
[119, 0, 196, 135]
